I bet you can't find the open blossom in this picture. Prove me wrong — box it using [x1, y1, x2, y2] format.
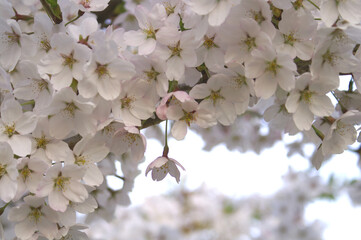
[8, 196, 59, 240]
[0, 19, 34, 71]
[79, 43, 136, 101]
[285, 73, 334, 131]
[42, 87, 96, 139]
[38, 32, 92, 91]
[146, 156, 185, 183]
[245, 46, 297, 99]
[37, 163, 88, 212]
[123, 4, 167, 55]
[0, 142, 18, 202]
[156, 91, 216, 140]
[322, 111, 361, 155]
[0, 98, 37, 156]
[71, 0, 110, 12]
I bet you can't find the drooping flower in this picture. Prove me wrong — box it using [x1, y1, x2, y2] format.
[145, 156, 185, 183]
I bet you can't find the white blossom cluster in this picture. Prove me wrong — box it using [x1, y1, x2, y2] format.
[87, 169, 330, 240]
[0, 0, 361, 238]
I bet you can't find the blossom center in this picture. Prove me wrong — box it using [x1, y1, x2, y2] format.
[29, 207, 42, 222]
[4, 123, 16, 137]
[181, 111, 196, 126]
[209, 90, 224, 104]
[251, 11, 266, 24]
[244, 36, 256, 51]
[144, 68, 160, 82]
[266, 59, 281, 75]
[20, 166, 32, 180]
[54, 175, 70, 190]
[169, 42, 182, 57]
[322, 49, 338, 66]
[75, 155, 87, 166]
[62, 52, 76, 69]
[96, 64, 109, 78]
[121, 96, 135, 109]
[4, 31, 20, 45]
[203, 36, 217, 49]
[163, 2, 175, 15]
[35, 135, 49, 149]
[63, 102, 78, 117]
[0, 164, 7, 177]
[300, 89, 314, 103]
[143, 26, 156, 39]
[283, 33, 297, 46]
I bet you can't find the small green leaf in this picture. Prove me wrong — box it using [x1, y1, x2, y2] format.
[40, 0, 63, 24]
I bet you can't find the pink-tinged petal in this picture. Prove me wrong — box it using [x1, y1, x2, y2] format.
[62, 165, 86, 179]
[58, 208, 76, 228]
[36, 181, 53, 198]
[0, 142, 13, 163]
[145, 157, 168, 176]
[83, 145, 109, 163]
[51, 67, 73, 90]
[8, 135, 32, 157]
[25, 173, 43, 193]
[166, 56, 185, 80]
[49, 113, 74, 139]
[171, 121, 188, 140]
[14, 217, 37, 240]
[48, 189, 68, 212]
[205, 48, 225, 69]
[78, 77, 97, 99]
[16, 112, 38, 135]
[124, 30, 146, 46]
[320, 0, 339, 27]
[245, 58, 266, 78]
[181, 49, 197, 67]
[74, 112, 97, 137]
[46, 141, 75, 163]
[187, 0, 217, 15]
[97, 77, 121, 100]
[1, 98, 22, 123]
[73, 194, 98, 214]
[0, 175, 16, 202]
[309, 95, 334, 117]
[189, 83, 211, 99]
[83, 164, 103, 186]
[1, 42, 21, 71]
[37, 216, 58, 239]
[208, 1, 232, 26]
[277, 68, 295, 92]
[63, 181, 88, 203]
[216, 101, 237, 126]
[285, 92, 301, 113]
[168, 161, 181, 183]
[139, 38, 157, 55]
[293, 102, 314, 131]
[156, 104, 168, 120]
[108, 60, 135, 80]
[322, 132, 346, 155]
[254, 72, 278, 99]
[8, 205, 31, 222]
[151, 167, 167, 181]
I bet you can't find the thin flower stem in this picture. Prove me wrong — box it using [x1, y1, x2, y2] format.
[65, 12, 83, 27]
[307, 0, 320, 10]
[312, 125, 325, 140]
[163, 120, 169, 157]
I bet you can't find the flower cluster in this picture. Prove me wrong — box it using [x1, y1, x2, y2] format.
[0, 0, 361, 238]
